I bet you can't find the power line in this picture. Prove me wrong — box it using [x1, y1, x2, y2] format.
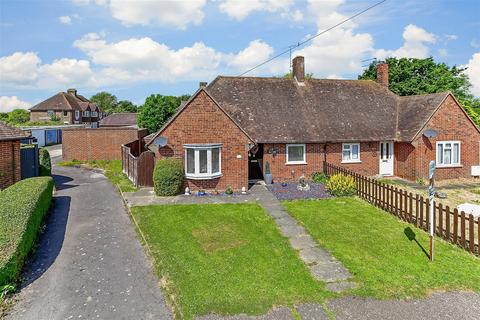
[238, 0, 388, 76]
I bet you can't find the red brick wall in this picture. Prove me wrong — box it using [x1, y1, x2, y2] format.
[30, 110, 74, 123]
[325, 142, 380, 176]
[411, 95, 480, 180]
[395, 142, 416, 180]
[62, 128, 147, 161]
[156, 90, 252, 191]
[0, 140, 21, 190]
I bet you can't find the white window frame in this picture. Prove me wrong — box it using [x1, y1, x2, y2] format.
[342, 143, 361, 163]
[91, 111, 97, 117]
[286, 144, 307, 165]
[47, 110, 54, 117]
[436, 141, 461, 167]
[184, 144, 222, 179]
[75, 110, 80, 119]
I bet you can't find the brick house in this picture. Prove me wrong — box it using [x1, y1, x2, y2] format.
[0, 121, 30, 189]
[146, 56, 480, 191]
[29, 88, 104, 127]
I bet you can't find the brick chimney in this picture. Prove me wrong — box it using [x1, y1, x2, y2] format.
[292, 56, 305, 83]
[376, 62, 389, 87]
[67, 88, 77, 96]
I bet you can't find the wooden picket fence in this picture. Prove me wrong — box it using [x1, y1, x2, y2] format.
[323, 162, 479, 257]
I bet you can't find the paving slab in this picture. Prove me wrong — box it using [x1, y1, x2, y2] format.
[310, 262, 352, 282]
[299, 247, 333, 264]
[295, 303, 330, 320]
[196, 306, 293, 320]
[289, 235, 317, 250]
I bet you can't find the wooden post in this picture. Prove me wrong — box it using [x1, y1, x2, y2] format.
[461, 212, 466, 249]
[469, 214, 475, 254]
[445, 206, 450, 241]
[453, 208, 459, 244]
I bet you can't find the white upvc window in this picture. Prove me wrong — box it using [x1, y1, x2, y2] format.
[75, 110, 80, 119]
[342, 143, 361, 163]
[184, 144, 222, 179]
[436, 141, 461, 167]
[84, 110, 90, 117]
[47, 110, 54, 117]
[286, 144, 306, 164]
[91, 111, 97, 117]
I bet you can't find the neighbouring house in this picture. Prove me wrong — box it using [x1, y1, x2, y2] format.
[29, 88, 105, 127]
[145, 56, 480, 191]
[100, 113, 138, 128]
[0, 121, 30, 189]
[20, 124, 86, 147]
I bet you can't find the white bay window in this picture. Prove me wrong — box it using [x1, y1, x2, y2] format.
[184, 144, 222, 179]
[436, 141, 460, 167]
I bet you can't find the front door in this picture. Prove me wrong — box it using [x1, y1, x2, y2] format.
[379, 141, 394, 176]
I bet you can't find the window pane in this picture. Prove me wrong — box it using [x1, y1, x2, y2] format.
[352, 144, 359, 159]
[288, 146, 304, 162]
[438, 144, 443, 164]
[444, 148, 451, 165]
[212, 148, 220, 173]
[453, 143, 459, 164]
[199, 149, 208, 173]
[186, 149, 195, 174]
[342, 150, 350, 160]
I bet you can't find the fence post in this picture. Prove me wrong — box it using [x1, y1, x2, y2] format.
[453, 208, 459, 244]
[461, 211, 466, 249]
[469, 214, 475, 254]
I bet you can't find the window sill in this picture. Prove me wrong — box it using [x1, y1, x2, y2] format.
[185, 173, 222, 180]
[341, 160, 362, 164]
[436, 165, 462, 169]
[285, 161, 307, 165]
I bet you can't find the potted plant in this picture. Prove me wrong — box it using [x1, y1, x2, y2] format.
[265, 161, 273, 184]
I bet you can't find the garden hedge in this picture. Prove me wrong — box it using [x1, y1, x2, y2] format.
[0, 177, 54, 286]
[39, 148, 51, 176]
[153, 158, 184, 196]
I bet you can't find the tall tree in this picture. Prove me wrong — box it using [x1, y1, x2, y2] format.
[137, 94, 189, 133]
[90, 92, 118, 114]
[358, 57, 480, 124]
[7, 109, 30, 124]
[116, 100, 137, 113]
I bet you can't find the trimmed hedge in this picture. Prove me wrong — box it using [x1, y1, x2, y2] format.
[39, 148, 51, 176]
[153, 158, 184, 196]
[0, 177, 54, 286]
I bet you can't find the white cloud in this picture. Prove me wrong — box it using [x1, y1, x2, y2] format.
[0, 96, 31, 112]
[292, 10, 303, 22]
[38, 58, 95, 88]
[219, 0, 293, 21]
[0, 52, 40, 85]
[463, 53, 480, 97]
[445, 34, 457, 41]
[59, 16, 72, 24]
[375, 24, 436, 60]
[228, 40, 274, 71]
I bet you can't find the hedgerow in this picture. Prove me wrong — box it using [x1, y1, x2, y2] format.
[153, 158, 184, 196]
[0, 177, 54, 286]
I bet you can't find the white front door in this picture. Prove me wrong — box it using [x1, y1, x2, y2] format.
[379, 141, 394, 176]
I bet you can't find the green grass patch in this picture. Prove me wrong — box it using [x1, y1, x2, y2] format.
[58, 159, 137, 192]
[284, 198, 480, 299]
[131, 203, 329, 319]
[0, 177, 54, 286]
[470, 188, 480, 195]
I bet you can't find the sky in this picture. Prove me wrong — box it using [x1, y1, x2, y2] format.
[0, 0, 479, 112]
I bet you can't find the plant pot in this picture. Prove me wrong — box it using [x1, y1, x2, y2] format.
[265, 173, 273, 184]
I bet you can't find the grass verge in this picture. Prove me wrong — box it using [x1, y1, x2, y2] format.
[284, 197, 480, 299]
[131, 203, 330, 319]
[57, 159, 137, 192]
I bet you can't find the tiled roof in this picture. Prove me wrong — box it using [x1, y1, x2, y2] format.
[99, 113, 137, 127]
[30, 91, 102, 113]
[0, 121, 30, 141]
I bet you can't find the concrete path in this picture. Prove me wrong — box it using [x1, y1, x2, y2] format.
[6, 166, 172, 320]
[250, 184, 355, 292]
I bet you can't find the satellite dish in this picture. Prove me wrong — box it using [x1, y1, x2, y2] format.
[154, 136, 168, 147]
[423, 129, 438, 139]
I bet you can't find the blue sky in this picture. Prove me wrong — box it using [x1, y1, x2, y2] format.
[1, 0, 479, 111]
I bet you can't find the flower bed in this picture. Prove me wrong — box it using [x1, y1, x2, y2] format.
[266, 182, 330, 200]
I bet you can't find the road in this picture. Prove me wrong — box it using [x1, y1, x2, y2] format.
[6, 165, 172, 320]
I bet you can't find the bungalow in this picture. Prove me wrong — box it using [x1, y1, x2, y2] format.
[146, 56, 480, 191]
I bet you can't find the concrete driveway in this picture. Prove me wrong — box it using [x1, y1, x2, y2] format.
[6, 165, 172, 320]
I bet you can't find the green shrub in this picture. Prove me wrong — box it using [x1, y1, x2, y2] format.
[225, 186, 233, 195]
[311, 172, 328, 183]
[153, 158, 184, 196]
[0, 177, 54, 286]
[326, 174, 356, 197]
[39, 148, 51, 176]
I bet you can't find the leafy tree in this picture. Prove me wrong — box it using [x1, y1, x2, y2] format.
[137, 94, 189, 133]
[7, 109, 30, 124]
[90, 92, 118, 114]
[359, 57, 480, 125]
[0, 112, 7, 122]
[116, 100, 137, 113]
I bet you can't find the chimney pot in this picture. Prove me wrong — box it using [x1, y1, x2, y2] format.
[67, 88, 77, 96]
[376, 62, 389, 87]
[292, 56, 305, 83]
[199, 82, 207, 88]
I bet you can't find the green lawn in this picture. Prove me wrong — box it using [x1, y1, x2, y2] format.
[57, 159, 137, 192]
[131, 203, 329, 319]
[284, 198, 480, 299]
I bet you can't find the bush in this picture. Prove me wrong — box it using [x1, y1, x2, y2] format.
[153, 158, 184, 196]
[0, 177, 54, 286]
[311, 172, 328, 183]
[39, 148, 51, 176]
[326, 174, 356, 197]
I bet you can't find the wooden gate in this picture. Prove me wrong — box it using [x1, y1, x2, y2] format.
[121, 141, 155, 187]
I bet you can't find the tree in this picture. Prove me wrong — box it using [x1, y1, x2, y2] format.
[137, 94, 189, 133]
[0, 112, 7, 122]
[90, 92, 118, 114]
[116, 100, 137, 113]
[359, 57, 480, 125]
[7, 109, 30, 124]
